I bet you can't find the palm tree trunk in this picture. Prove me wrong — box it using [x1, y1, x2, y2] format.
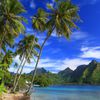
[13, 55, 25, 89]
[13, 58, 27, 92]
[13, 43, 36, 92]
[26, 34, 51, 94]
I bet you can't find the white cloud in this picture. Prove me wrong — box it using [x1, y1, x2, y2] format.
[9, 42, 100, 74]
[51, 30, 88, 40]
[71, 31, 88, 40]
[62, 58, 90, 70]
[26, 28, 33, 32]
[51, 30, 57, 37]
[9, 56, 90, 73]
[80, 46, 100, 59]
[11, 45, 100, 73]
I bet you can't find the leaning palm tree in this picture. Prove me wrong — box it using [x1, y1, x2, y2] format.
[0, 0, 26, 52]
[27, 0, 80, 93]
[13, 35, 39, 88]
[13, 35, 40, 92]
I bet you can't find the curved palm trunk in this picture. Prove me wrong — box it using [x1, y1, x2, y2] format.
[13, 58, 27, 92]
[27, 35, 50, 94]
[13, 56, 25, 88]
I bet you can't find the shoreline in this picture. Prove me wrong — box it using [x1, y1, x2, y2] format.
[50, 83, 100, 86]
[43, 84, 100, 88]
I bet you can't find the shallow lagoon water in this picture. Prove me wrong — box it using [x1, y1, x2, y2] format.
[31, 86, 100, 100]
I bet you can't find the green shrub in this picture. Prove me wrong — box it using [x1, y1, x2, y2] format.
[0, 83, 7, 95]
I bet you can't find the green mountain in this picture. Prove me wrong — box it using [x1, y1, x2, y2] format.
[27, 68, 63, 87]
[81, 60, 100, 84]
[58, 67, 73, 82]
[58, 60, 100, 84]
[71, 65, 87, 83]
[21, 60, 100, 87]
[29, 67, 48, 75]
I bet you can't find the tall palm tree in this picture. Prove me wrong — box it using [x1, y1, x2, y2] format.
[13, 35, 40, 92]
[27, 0, 80, 93]
[0, 0, 26, 52]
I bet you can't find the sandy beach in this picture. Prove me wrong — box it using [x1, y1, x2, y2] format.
[0, 93, 30, 100]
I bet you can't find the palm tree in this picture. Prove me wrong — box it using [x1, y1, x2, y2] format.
[0, 0, 26, 52]
[13, 35, 38, 88]
[13, 35, 40, 92]
[27, 0, 80, 93]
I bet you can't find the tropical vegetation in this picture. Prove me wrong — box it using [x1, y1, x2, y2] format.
[27, 60, 100, 86]
[0, 0, 80, 95]
[10, 60, 100, 88]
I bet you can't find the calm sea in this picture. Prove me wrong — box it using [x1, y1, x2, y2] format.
[31, 85, 100, 100]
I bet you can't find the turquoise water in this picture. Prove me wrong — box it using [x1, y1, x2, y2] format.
[31, 86, 100, 100]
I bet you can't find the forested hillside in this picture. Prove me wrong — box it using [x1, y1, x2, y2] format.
[21, 60, 100, 87]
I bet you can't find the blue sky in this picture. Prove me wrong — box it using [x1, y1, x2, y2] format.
[10, 0, 100, 73]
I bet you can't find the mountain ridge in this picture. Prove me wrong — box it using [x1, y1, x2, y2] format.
[26, 60, 100, 85]
[28, 60, 99, 74]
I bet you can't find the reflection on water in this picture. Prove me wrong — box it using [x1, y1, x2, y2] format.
[31, 86, 100, 100]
